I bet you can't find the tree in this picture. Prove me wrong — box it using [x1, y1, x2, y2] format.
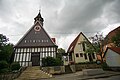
[0, 34, 9, 46]
[84, 41, 95, 54]
[0, 34, 14, 63]
[111, 30, 120, 47]
[42, 57, 63, 67]
[57, 48, 65, 60]
[88, 33, 104, 62]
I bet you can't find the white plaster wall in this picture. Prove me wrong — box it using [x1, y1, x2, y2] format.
[106, 49, 120, 67]
[74, 34, 89, 63]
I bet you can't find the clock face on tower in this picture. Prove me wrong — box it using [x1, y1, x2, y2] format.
[34, 25, 41, 31]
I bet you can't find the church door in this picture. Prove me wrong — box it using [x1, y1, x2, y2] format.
[31, 53, 40, 66]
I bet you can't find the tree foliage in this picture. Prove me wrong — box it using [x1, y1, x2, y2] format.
[86, 33, 104, 62]
[57, 48, 65, 60]
[84, 41, 95, 54]
[0, 34, 15, 73]
[10, 62, 20, 71]
[89, 33, 104, 53]
[42, 56, 63, 67]
[111, 30, 120, 47]
[0, 34, 14, 63]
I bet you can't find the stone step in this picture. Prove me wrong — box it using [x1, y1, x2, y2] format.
[15, 66, 52, 80]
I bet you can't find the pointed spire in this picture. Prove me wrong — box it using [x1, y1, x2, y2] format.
[34, 10, 44, 24]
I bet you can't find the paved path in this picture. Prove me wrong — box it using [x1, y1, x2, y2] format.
[41, 71, 120, 80]
[15, 66, 52, 80]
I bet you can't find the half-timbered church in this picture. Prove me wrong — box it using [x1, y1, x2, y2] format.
[14, 12, 58, 66]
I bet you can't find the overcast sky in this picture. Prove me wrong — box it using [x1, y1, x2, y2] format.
[0, 0, 120, 51]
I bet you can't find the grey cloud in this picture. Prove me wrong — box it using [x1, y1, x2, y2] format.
[0, 0, 120, 49]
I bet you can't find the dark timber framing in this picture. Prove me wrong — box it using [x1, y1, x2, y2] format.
[14, 12, 58, 66]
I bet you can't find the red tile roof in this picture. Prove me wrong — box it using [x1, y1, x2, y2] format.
[67, 32, 81, 53]
[104, 26, 120, 44]
[104, 47, 120, 57]
[67, 32, 94, 53]
[108, 47, 120, 55]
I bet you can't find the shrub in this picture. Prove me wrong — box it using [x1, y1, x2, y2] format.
[10, 62, 20, 71]
[55, 58, 63, 66]
[42, 57, 63, 67]
[0, 60, 9, 73]
[101, 62, 111, 70]
[0, 60, 9, 70]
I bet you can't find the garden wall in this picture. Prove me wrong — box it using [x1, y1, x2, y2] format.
[41, 66, 65, 74]
[75, 63, 101, 71]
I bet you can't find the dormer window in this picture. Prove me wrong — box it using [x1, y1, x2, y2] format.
[25, 40, 26, 43]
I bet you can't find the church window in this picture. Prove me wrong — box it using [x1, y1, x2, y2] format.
[25, 40, 26, 43]
[16, 54, 19, 61]
[38, 48, 40, 52]
[27, 48, 29, 52]
[20, 54, 23, 61]
[23, 53, 26, 61]
[24, 48, 26, 52]
[32, 48, 34, 52]
[42, 40, 43, 42]
[14, 53, 17, 61]
[17, 48, 20, 52]
[26, 53, 29, 61]
[43, 53, 44, 57]
[21, 48, 23, 52]
[33, 40, 35, 42]
[52, 53, 54, 57]
[35, 48, 37, 52]
[29, 53, 31, 61]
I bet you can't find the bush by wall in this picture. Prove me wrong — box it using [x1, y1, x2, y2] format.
[10, 62, 20, 71]
[0, 60, 9, 73]
[42, 57, 63, 67]
[101, 62, 111, 70]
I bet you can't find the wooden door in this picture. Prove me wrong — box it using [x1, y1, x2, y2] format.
[31, 53, 40, 66]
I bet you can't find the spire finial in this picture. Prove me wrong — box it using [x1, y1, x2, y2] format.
[39, 9, 41, 13]
[39, 6, 41, 13]
[34, 8, 44, 24]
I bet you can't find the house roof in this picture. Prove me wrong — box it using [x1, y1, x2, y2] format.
[104, 26, 120, 44]
[104, 47, 120, 57]
[67, 32, 93, 53]
[14, 12, 57, 48]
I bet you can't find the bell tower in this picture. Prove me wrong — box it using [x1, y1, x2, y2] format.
[34, 10, 44, 26]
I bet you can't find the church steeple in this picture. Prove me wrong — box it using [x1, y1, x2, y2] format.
[34, 10, 44, 25]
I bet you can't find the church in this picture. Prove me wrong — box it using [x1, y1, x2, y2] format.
[14, 12, 58, 66]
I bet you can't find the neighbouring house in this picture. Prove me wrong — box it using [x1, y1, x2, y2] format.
[97, 26, 120, 61]
[103, 26, 120, 52]
[13, 12, 58, 66]
[67, 32, 97, 65]
[103, 47, 120, 70]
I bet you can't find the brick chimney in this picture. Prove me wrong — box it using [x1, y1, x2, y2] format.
[51, 38, 56, 43]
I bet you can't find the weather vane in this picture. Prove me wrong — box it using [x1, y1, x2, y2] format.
[39, 6, 41, 13]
